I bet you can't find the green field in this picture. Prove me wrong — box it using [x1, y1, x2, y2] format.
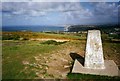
[2, 32, 120, 79]
[2, 31, 86, 40]
[3, 40, 58, 79]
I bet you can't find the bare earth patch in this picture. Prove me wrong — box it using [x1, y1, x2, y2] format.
[33, 41, 85, 79]
[30, 38, 70, 42]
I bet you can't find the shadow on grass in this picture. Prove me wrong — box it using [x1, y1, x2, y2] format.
[69, 52, 84, 73]
[70, 52, 84, 66]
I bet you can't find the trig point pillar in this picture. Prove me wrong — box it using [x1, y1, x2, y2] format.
[84, 30, 105, 69]
[72, 30, 119, 76]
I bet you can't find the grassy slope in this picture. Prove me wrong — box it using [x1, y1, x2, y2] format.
[2, 41, 59, 79]
[2, 32, 85, 79]
[2, 32, 120, 79]
[2, 32, 86, 40]
[2, 40, 85, 79]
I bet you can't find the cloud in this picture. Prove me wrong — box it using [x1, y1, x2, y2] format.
[93, 2, 118, 17]
[2, 2, 118, 17]
[2, 2, 85, 16]
[1, 2, 54, 17]
[1, 0, 80, 2]
[1, 2, 119, 25]
[1, 0, 119, 2]
[2, 2, 92, 25]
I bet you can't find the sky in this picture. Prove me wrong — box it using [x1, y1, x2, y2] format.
[1, 1, 120, 26]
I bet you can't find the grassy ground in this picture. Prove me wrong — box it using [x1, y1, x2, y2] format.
[2, 32, 86, 40]
[2, 40, 86, 79]
[67, 73, 120, 80]
[2, 32, 120, 79]
[2, 40, 58, 79]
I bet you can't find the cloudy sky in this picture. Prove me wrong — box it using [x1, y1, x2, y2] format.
[1, 1, 120, 26]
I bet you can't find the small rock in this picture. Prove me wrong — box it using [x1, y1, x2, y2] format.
[63, 65, 70, 68]
[46, 61, 49, 63]
[22, 61, 29, 65]
[45, 67, 48, 70]
[41, 76, 44, 78]
[36, 72, 39, 75]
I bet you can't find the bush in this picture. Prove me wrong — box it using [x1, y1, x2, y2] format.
[2, 35, 20, 40]
[41, 40, 66, 45]
[109, 34, 120, 39]
[22, 38, 29, 40]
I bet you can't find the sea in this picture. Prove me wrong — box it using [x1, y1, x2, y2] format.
[2, 26, 65, 32]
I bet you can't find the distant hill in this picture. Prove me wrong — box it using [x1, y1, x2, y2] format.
[67, 24, 119, 33]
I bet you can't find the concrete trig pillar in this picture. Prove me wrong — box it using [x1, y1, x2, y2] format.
[72, 30, 118, 76]
[84, 30, 105, 69]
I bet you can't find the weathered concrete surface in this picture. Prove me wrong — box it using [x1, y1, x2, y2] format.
[84, 30, 105, 69]
[72, 59, 119, 76]
[72, 30, 119, 76]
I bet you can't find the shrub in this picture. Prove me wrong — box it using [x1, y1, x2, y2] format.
[41, 40, 66, 45]
[2, 35, 20, 40]
[22, 38, 29, 40]
[109, 34, 120, 39]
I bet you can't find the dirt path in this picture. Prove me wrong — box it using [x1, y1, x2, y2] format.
[34, 41, 86, 79]
[30, 38, 70, 42]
